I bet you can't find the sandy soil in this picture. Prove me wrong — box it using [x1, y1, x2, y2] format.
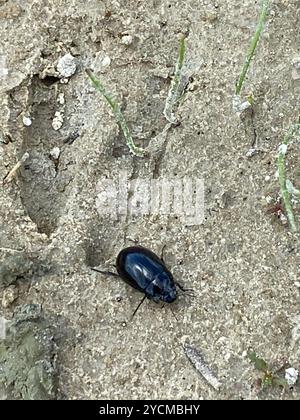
[0, 0, 300, 399]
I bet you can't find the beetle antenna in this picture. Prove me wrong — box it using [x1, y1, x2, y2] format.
[162, 303, 178, 321]
[175, 281, 195, 298]
[170, 306, 178, 321]
[131, 295, 147, 320]
[91, 268, 119, 277]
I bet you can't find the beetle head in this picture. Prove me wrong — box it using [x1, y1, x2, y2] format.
[160, 286, 177, 303]
[147, 273, 177, 303]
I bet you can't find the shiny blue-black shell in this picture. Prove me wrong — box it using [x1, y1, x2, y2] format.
[116, 246, 177, 303]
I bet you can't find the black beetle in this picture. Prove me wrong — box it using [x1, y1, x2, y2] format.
[92, 245, 192, 317]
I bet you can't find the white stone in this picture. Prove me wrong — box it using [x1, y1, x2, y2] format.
[285, 367, 298, 386]
[57, 53, 77, 78]
[232, 95, 251, 115]
[101, 55, 111, 68]
[2, 285, 18, 308]
[279, 212, 288, 225]
[0, 55, 8, 78]
[246, 148, 257, 157]
[52, 111, 64, 130]
[57, 92, 65, 105]
[121, 35, 133, 45]
[50, 147, 60, 159]
[23, 115, 32, 126]
[60, 78, 69, 84]
[292, 68, 300, 81]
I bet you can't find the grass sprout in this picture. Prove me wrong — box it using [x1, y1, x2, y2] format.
[248, 351, 287, 389]
[277, 123, 300, 233]
[86, 69, 145, 157]
[235, 0, 270, 104]
[164, 37, 187, 124]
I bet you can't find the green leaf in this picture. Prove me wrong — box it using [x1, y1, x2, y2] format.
[248, 351, 268, 371]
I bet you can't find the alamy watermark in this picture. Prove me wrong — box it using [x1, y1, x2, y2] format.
[0, 55, 8, 79]
[0, 317, 9, 339]
[95, 171, 204, 225]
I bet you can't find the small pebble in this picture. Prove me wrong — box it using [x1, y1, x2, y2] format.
[57, 92, 65, 105]
[22, 115, 32, 126]
[60, 78, 69, 84]
[52, 111, 64, 131]
[292, 68, 300, 80]
[292, 59, 300, 80]
[0, 55, 8, 78]
[2, 285, 18, 308]
[246, 148, 257, 158]
[101, 55, 111, 68]
[57, 53, 77, 78]
[279, 212, 288, 226]
[232, 95, 252, 116]
[50, 146, 60, 160]
[285, 367, 298, 386]
[121, 35, 133, 45]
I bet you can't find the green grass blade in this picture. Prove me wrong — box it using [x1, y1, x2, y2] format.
[277, 124, 300, 232]
[86, 69, 145, 157]
[235, 0, 270, 96]
[164, 37, 187, 123]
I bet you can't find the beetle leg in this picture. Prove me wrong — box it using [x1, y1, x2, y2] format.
[131, 295, 147, 320]
[91, 268, 119, 277]
[160, 244, 167, 263]
[170, 306, 178, 321]
[127, 237, 140, 245]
